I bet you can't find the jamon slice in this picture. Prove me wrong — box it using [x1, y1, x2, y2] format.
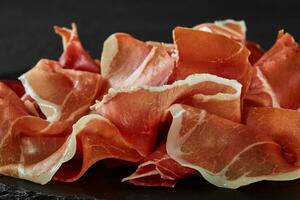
[246, 107, 300, 165]
[122, 142, 197, 187]
[54, 114, 142, 182]
[172, 27, 251, 94]
[54, 23, 100, 73]
[0, 83, 76, 184]
[1, 80, 25, 97]
[245, 41, 265, 65]
[93, 73, 241, 156]
[100, 33, 174, 88]
[123, 73, 242, 187]
[193, 19, 246, 43]
[245, 33, 300, 109]
[166, 104, 300, 189]
[19, 59, 104, 122]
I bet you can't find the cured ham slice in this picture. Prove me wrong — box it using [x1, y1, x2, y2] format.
[1, 80, 25, 97]
[193, 19, 246, 43]
[19, 59, 104, 122]
[93, 73, 241, 156]
[245, 33, 300, 109]
[245, 41, 264, 65]
[166, 104, 300, 189]
[172, 26, 251, 94]
[54, 114, 142, 182]
[0, 83, 76, 184]
[122, 143, 197, 187]
[146, 41, 177, 58]
[54, 23, 100, 73]
[100, 33, 174, 88]
[124, 72, 242, 187]
[246, 107, 300, 164]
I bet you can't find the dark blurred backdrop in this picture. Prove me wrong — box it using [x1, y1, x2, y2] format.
[0, 0, 299, 76]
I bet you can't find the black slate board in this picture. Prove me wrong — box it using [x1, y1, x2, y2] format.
[1, 162, 300, 200]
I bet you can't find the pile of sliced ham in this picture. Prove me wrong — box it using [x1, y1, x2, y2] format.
[2, 19, 300, 189]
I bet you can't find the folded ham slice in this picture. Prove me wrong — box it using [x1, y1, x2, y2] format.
[93, 73, 241, 156]
[124, 72, 242, 187]
[166, 104, 300, 189]
[1, 80, 25, 97]
[100, 33, 174, 88]
[122, 143, 197, 187]
[54, 23, 100, 73]
[19, 59, 104, 122]
[171, 26, 252, 95]
[245, 41, 265, 65]
[54, 114, 142, 182]
[246, 107, 300, 165]
[193, 19, 246, 43]
[245, 33, 300, 109]
[0, 83, 76, 184]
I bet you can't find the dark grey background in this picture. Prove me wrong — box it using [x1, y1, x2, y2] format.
[0, 0, 300, 76]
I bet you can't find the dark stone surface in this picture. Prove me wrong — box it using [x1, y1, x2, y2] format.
[1, 163, 300, 200]
[0, 182, 93, 200]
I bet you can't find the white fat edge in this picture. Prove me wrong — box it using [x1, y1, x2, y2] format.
[93, 73, 241, 110]
[166, 105, 300, 188]
[191, 81, 241, 102]
[214, 19, 247, 34]
[255, 68, 280, 108]
[19, 75, 62, 122]
[101, 34, 119, 77]
[17, 114, 108, 184]
[170, 140, 300, 189]
[121, 46, 157, 87]
[197, 26, 213, 33]
[122, 170, 160, 182]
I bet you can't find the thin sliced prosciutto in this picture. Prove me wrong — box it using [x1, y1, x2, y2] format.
[171, 26, 252, 95]
[19, 59, 104, 122]
[54, 114, 142, 182]
[124, 72, 242, 187]
[245, 33, 300, 109]
[193, 19, 246, 43]
[166, 104, 300, 189]
[54, 23, 100, 73]
[245, 41, 265, 65]
[246, 107, 300, 164]
[1, 80, 25, 97]
[122, 143, 197, 187]
[0, 83, 76, 184]
[100, 33, 174, 88]
[93, 73, 241, 156]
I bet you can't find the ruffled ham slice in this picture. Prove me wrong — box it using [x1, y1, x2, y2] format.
[100, 33, 174, 88]
[246, 107, 300, 165]
[193, 19, 246, 43]
[1, 80, 25, 97]
[122, 143, 197, 187]
[171, 26, 252, 95]
[19, 59, 104, 122]
[0, 83, 76, 184]
[166, 104, 300, 189]
[245, 33, 300, 109]
[54, 23, 100, 73]
[245, 41, 265, 65]
[124, 72, 242, 187]
[54, 114, 142, 182]
[93, 73, 241, 156]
